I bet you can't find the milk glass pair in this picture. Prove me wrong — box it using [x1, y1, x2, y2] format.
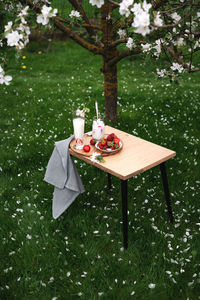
[73, 111, 105, 150]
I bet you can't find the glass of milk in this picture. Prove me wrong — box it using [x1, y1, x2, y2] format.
[92, 117, 105, 140]
[73, 110, 85, 150]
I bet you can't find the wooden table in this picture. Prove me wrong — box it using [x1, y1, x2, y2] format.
[69, 126, 176, 249]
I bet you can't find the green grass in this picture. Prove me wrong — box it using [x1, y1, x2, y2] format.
[1, 40, 200, 300]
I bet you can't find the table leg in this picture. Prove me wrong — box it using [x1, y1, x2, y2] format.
[121, 179, 128, 249]
[160, 162, 174, 224]
[107, 173, 112, 190]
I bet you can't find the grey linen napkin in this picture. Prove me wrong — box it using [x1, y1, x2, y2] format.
[44, 136, 85, 219]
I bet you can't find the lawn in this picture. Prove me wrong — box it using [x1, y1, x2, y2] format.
[0, 40, 200, 300]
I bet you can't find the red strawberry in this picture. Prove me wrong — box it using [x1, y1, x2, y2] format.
[113, 137, 120, 144]
[107, 134, 113, 141]
[100, 138, 107, 146]
[107, 133, 116, 141]
[90, 138, 96, 145]
[114, 143, 119, 149]
[107, 141, 114, 147]
[111, 146, 115, 150]
[98, 142, 104, 149]
[83, 145, 90, 152]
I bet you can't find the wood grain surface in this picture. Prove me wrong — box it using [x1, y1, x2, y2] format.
[69, 126, 176, 180]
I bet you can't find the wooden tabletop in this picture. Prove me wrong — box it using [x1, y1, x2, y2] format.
[69, 126, 176, 180]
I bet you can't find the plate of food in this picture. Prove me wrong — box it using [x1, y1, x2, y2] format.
[94, 133, 123, 154]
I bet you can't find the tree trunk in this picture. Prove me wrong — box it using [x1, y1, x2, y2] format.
[101, 2, 118, 121]
[102, 59, 118, 121]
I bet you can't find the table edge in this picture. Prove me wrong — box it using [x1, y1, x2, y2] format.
[69, 149, 176, 180]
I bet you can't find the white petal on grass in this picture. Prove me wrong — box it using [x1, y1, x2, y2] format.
[148, 283, 156, 289]
[130, 291, 135, 295]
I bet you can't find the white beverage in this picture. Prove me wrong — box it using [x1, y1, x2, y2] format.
[73, 117, 85, 149]
[92, 118, 105, 140]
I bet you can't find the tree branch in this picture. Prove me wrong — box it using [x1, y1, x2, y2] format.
[152, 0, 169, 10]
[167, 46, 200, 73]
[53, 17, 103, 55]
[188, 68, 200, 73]
[159, 0, 191, 13]
[109, 38, 127, 48]
[68, 0, 96, 36]
[107, 48, 141, 66]
[107, 0, 120, 8]
[152, 12, 192, 29]
[18, 0, 41, 13]
[82, 23, 102, 30]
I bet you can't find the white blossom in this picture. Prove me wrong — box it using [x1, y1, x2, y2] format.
[20, 17, 27, 25]
[0, 73, 12, 85]
[18, 6, 29, 18]
[142, 0, 152, 12]
[117, 29, 126, 39]
[194, 39, 200, 49]
[131, 2, 151, 36]
[106, 14, 111, 20]
[16, 2, 23, 11]
[75, 109, 85, 117]
[89, 0, 104, 9]
[141, 43, 151, 52]
[6, 30, 23, 47]
[69, 10, 81, 18]
[171, 62, 184, 73]
[157, 68, 167, 77]
[17, 23, 31, 35]
[133, 12, 151, 36]
[16, 39, 29, 50]
[154, 12, 163, 27]
[171, 12, 181, 23]
[119, 0, 133, 17]
[126, 37, 135, 50]
[37, 5, 57, 25]
[175, 37, 185, 46]
[4, 21, 13, 32]
[37, 15, 48, 25]
[131, 3, 142, 15]
[91, 152, 99, 163]
[153, 39, 162, 57]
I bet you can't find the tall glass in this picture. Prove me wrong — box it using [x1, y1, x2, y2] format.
[92, 116, 105, 140]
[73, 114, 85, 150]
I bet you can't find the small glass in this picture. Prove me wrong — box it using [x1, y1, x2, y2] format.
[73, 112, 85, 150]
[92, 116, 105, 140]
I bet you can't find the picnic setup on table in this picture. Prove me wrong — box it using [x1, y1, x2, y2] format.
[44, 102, 176, 249]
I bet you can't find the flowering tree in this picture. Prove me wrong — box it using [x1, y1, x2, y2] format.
[0, 0, 200, 120]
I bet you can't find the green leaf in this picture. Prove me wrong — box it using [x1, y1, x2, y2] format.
[97, 155, 105, 163]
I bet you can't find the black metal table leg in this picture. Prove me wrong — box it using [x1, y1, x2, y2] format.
[121, 179, 128, 249]
[107, 173, 112, 190]
[160, 162, 174, 223]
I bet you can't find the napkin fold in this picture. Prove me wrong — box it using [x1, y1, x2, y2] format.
[44, 136, 85, 219]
